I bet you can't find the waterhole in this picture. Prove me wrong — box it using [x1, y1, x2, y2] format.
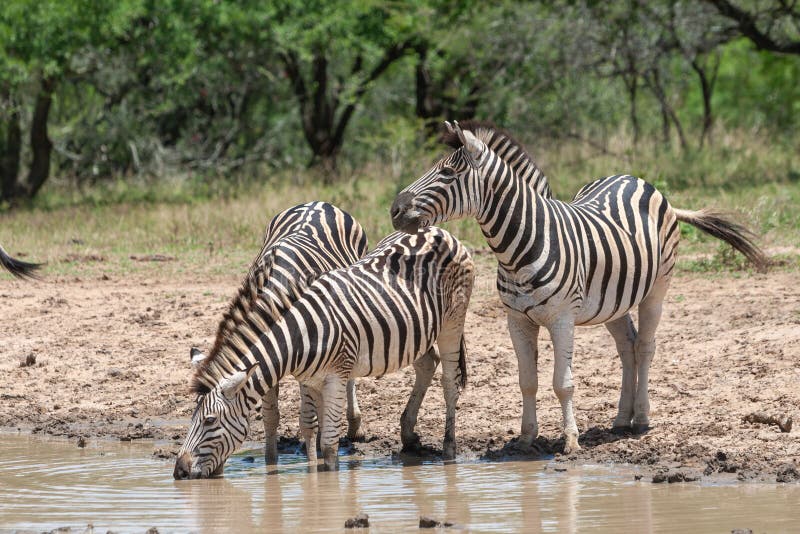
[1, 433, 797, 532]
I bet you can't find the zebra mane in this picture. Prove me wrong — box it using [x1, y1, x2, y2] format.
[189, 249, 313, 394]
[441, 119, 552, 198]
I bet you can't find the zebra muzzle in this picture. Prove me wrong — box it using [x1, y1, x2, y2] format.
[173, 452, 194, 480]
[390, 191, 422, 234]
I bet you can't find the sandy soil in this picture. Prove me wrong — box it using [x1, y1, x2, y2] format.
[2, 258, 798, 483]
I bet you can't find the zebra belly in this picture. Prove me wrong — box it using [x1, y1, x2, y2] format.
[351, 340, 435, 378]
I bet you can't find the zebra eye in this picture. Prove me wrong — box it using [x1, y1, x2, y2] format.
[204, 415, 218, 426]
[439, 167, 457, 182]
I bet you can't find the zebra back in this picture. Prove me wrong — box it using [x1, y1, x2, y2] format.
[195, 202, 368, 392]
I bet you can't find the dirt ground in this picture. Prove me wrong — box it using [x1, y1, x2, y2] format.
[1, 256, 798, 483]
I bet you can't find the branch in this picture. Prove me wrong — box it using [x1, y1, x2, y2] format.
[704, 0, 800, 54]
[332, 41, 412, 146]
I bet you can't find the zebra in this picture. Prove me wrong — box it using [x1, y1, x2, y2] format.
[174, 226, 474, 477]
[187, 201, 369, 467]
[0, 243, 42, 279]
[390, 120, 767, 454]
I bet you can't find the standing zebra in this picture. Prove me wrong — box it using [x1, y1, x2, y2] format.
[390, 120, 767, 453]
[189, 202, 369, 466]
[174, 227, 474, 477]
[0, 243, 42, 279]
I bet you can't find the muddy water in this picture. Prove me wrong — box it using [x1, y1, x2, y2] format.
[1, 434, 797, 533]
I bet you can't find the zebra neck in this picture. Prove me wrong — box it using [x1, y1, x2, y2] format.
[476, 155, 548, 271]
[244, 319, 301, 394]
[484, 132, 552, 200]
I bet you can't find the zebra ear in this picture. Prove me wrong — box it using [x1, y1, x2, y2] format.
[219, 365, 258, 401]
[454, 121, 485, 163]
[190, 347, 207, 370]
[219, 371, 248, 400]
[444, 121, 456, 134]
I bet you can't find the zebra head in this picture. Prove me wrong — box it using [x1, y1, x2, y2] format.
[174, 353, 259, 479]
[391, 121, 488, 234]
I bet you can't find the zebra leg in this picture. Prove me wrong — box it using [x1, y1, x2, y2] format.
[400, 347, 440, 451]
[548, 315, 581, 454]
[345, 378, 365, 441]
[631, 287, 667, 433]
[507, 310, 540, 450]
[320, 375, 348, 471]
[605, 314, 638, 431]
[299, 385, 320, 468]
[261, 385, 280, 465]
[438, 329, 465, 462]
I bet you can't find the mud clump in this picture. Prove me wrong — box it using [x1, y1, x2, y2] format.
[775, 464, 799, 483]
[344, 513, 369, 528]
[743, 412, 792, 433]
[652, 469, 701, 484]
[419, 516, 455, 528]
[704, 451, 739, 476]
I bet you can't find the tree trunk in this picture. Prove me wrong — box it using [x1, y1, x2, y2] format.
[26, 78, 55, 198]
[691, 55, 719, 148]
[0, 89, 23, 203]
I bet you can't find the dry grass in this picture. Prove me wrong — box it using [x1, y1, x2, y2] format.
[1, 131, 797, 280]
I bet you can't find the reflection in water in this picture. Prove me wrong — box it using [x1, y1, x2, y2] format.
[1, 433, 799, 533]
[174, 477, 257, 534]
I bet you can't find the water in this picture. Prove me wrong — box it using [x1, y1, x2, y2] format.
[1, 433, 797, 533]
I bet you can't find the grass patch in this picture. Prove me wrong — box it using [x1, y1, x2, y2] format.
[1, 132, 797, 281]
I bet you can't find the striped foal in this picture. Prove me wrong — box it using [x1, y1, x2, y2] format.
[174, 227, 473, 477]
[187, 202, 368, 467]
[391, 120, 767, 453]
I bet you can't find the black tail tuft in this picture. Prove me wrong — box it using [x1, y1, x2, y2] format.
[673, 208, 769, 272]
[458, 336, 467, 389]
[0, 244, 43, 280]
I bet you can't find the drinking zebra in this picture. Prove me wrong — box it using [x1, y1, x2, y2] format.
[174, 227, 474, 477]
[390, 120, 767, 453]
[188, 201, 369, 466]
[0, 243, 42, 279]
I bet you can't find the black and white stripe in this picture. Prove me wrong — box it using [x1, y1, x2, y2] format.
[391, 120, 767, 453]
[176, 201, 368, 476]
[175, 226, 474, 477]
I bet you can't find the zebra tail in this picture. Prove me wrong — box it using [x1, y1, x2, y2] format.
[0, 244, 43, 280]
[672, 208, 769, 272]
[458, 336, 467, 390]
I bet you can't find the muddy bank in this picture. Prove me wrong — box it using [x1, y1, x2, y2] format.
[1, 264, 798, 482]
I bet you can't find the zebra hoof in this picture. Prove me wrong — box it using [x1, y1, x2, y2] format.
[611, 425, 632, 435]
[347, 426, 367, 442]
[401, 433, 422, 452]
[631, 423, 650, 435]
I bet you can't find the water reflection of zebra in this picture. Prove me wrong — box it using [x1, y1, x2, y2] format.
[174, 226, 474, 477]
[0, 243, 41, 279]
[188, 201, 368, 466]
[391, 120, 767, 454]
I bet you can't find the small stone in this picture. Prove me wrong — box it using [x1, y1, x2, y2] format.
[243, 456, 255, 463]
[634, 474, 643, 481]
[344, 513, 369, 528]
[145, 528, 159, 534]
[731, 529, 753, 534]
[77, 436, 86, 448]
[419, 516, 441, 528]
[107, 368, 122, 377]
[19, 354, 36, 367]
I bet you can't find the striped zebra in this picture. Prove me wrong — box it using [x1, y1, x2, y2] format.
[174, 226, 474, 477]
[390, 120, 767, 454]
[0, 243, 42, 279]
[188, 201, 369, 467]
